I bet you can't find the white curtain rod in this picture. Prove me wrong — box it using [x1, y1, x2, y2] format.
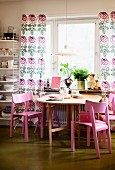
[47, 15, 98, 21]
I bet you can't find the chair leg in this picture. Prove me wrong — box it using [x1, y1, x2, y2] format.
[34, 116, 41, 134]
[53, 108, 60, 127]
[51, 108, 55, 128]
[102, 130, 106, 148]
[87, 126, 91, 147]
[92, 129, 100, 158]
[40, 115, 43, 138]
[34, 122, 38, 134]
[98, 131, 102, 142]
[22, 121, 25, 135]
[107, 129, 112, 154]
[71, 121, 75, 151]
[51, 106, 60, 128]
[77, 124, 80, 148]
[24, 116, 29, 142]
[10, 116, 13, 137]
[34, 114, 43, 137]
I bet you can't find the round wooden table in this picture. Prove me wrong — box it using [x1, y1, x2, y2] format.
[37, 94, 102, 144]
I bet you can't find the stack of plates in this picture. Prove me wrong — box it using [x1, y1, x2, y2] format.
[6, 75, 18, 81]
[3, 84, 13, 91]
[2, 112, 11, 118]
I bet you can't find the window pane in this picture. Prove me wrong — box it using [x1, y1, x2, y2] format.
[58, 23, 95, 74]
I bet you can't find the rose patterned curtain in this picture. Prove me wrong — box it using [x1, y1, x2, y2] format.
[20, 14, 46, 93]
[99, 11, 115, 92]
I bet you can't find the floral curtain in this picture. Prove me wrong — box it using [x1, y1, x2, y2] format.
[99, 11, 115, 92]
[20, 14, 46, 93]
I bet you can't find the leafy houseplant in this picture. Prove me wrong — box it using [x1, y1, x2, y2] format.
[59, 63, 72, 78]
[59, 63, 73, 88]
[71, 67, 89, 89]
[71, 67, 89, 81]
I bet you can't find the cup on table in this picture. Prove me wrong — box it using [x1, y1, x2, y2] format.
[64, 88, 69, 97]
[60, 88, 64, 100]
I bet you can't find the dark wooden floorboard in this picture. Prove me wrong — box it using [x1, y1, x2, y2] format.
[0, 126, 115, 170]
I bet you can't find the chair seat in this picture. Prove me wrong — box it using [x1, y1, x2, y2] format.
[109, 110, 114, 115]
[95, 122, 108, 131]
[76, 120, 108, 130]
[14, 111, 42, 117]
[100, 114, 115, 121]
[109, 115, 115, 120]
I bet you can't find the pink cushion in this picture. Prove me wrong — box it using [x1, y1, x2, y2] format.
[80, 112, 91, 122]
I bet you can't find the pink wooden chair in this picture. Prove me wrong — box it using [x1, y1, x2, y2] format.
[99, 93, 115, 129]
[108, 92, 115, 114]
[71, 100, 112, 158]
[10, 92, 43, 142]
[107, 95, 115, 130]
[51, 76, 61, 127]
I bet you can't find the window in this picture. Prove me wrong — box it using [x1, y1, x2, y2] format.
[58, 22, 95, 73]
[46, 17, 99, 79]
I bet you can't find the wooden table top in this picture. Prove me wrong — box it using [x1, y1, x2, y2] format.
[37, 94, 102, 105]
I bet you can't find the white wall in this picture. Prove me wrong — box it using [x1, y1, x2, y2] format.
[0, 0, 115, 32]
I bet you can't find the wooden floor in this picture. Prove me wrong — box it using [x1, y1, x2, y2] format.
[0, 126, 115, 170]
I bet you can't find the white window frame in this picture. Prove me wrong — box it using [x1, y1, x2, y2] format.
[46, 17, 100, 79]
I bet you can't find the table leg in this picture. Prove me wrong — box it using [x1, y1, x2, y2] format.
[67, 104, 74, 127]
[66, 104, 75, 129]
[66, 105, 70, 128]
[71, 104, 75, 121]
[48, 104, 52, 144]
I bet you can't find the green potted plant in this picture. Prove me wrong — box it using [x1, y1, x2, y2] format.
[59, 63, 71, 77]
[71, 67, 89, 89]
[59, 63, 73, 88]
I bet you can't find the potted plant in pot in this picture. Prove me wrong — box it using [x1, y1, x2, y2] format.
[71, 67, 89, 90]
[59, 63, 73, 88]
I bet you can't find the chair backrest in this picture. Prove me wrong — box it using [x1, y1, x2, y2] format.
[108, 92, 115, 102]
[26, 91, 33, 101]
[112, 97, 115, 114]
[85, 100, 108, 113]
[85, 100, 109, 126]
[108, 92, 115, 112]
[51, 76, 61, 89]
[80, 112, 91, 122]
[12, 93, 28, 103]
[25, 91, 34, 111]
[11, 92, 33, 114]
